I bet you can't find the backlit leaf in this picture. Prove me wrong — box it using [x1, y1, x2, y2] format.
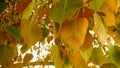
[68, 51, 87, 68]
[49, 0, 83, 23]
[20, 19, 42, 47]
[103, 10, 115, 26]
[51, 45, 64, 68]
[60, 18, 88, 50]
[41, 27, 49, 39]
[23, 53, 33, 64]
[90, 47, 105, 65]
[0, 0, 6, 13]
[0, 44, 18, 64]
[94, 13, 108, 44]
[105, 0, 118, 12]
[80, 31, 93, 51]
[108, 45, 120, 65]
[16, 0, 32, 14]
[100, 63, 117, 68]
[6, 26, 22, 41]
[89, 0, 105, 12]
[22, 0, 35, 19]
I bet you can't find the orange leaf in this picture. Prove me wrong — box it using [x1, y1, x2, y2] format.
[103, 10, 115, 26]
[105, 0, 118, 12]
[23, 53, 33, 64]
[37, 7, 48, 19]
[68, 51, 87, 68]
[78, 8, 94, 19]
[60, 18, 88, 50]
[16, 0, 32, 14]
[47, 36, 53, 43]
[80, 31, 93, 51]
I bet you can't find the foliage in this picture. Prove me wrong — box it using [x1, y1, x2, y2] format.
[0, 0, 120, 68]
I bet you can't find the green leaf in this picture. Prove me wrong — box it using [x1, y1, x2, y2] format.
[101, 63, 117, 68]
[49, 0, 83, 24]
[22, 0, 35, 19]
[94, 13, 108, 44]
[0, 44, 18, 64]
[41, 27, 49, 39]
[90, 47, 105, 65]
[20, 19, 42, 47]
[6, 26, 22, 41]
[51, 45, 64, 68]
[89, 0, 105, 12]
[108, 45, 120, 65]
[0, 0, 6, 13]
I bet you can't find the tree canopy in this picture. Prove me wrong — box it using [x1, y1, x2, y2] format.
[0, 0, 120, 68]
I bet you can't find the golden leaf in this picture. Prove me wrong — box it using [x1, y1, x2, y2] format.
[60, 18, 88, 50]
[103, 10, 115, 26]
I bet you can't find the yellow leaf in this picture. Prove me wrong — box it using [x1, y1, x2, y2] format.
[105, 0, 118, 12]
[20, 19, 42, 47]
[103, 10, 115, 26]
[60, 18, 88, 50]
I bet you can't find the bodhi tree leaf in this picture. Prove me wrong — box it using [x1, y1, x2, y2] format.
[100, 63, 117, 68]
[23, 53, 33, 64]
[108, 45, 120, 65]
[49, 0, 83, 23]
[80, 31, 93, 51]
[60, 18, 88, 50]
[51, 45, 64, 68]
[6, 26, 22, 41]
[90, 47, 105, 65]
[16, 0, 32, 14]
[89, 0, 105, 12]
[105, 0, 118, 12]
[0, 44, 18, 64]
[22, 0, 35, 19]
[0, 0, 6, 13]
[20, 19, 42, 47]
[41, 27, 49, 39]
[94, 13, 108, 44]
[103, 10, 115, 26]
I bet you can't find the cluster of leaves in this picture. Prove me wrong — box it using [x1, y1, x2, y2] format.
[1, 0, 120, 68]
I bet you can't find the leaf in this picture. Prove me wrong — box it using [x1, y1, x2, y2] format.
[94, 13, 108, 44]
[90, 47, 105, 65]
[60, 18, 88, 50]
[47, 36, 53, 43]
[51, 45, 64, 68]
[68, 51, 87, 68]
[80, 31, 93, 51]
[77, 8, 94, 19]
[16, 0, 32, 14]
[0, 44, 18, 64]
[100, 63, 117, 68]
[63, 56, 72, 68]
[37, 7, 48, 19]
[20, 45, 29, 54]
[22, 0, 35, 19]
[23, 53, 33, 64]
[103, 10, 115, 26]
[0, 0, 6, 13]
[105, 0, 118, 12]
[41, 27, 49, 39]
[20, 19, 42, 47]
[108, 45, 120, 64]
[6, 26, 22, 41]
[49, 0, 83, 23]
[89, 0, 105, 12]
